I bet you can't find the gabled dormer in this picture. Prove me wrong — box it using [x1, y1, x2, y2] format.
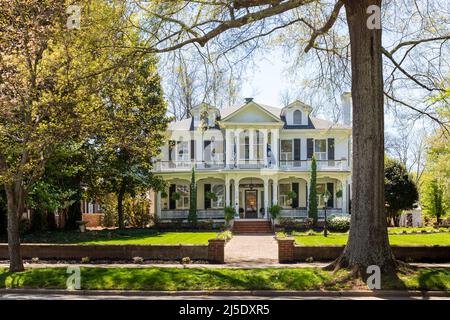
[281, 100, 313, 127]
[191, 103, 220, 130]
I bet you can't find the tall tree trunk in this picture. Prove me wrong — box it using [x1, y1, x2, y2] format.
[5, 182, 25, 272]
[117, 182, 126, 229]
[329, 0, 397, 276]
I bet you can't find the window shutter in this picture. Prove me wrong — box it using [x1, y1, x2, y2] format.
[169, 184, 176, 210]
[326, 183, 334, 208]
[168, 140, 175, 161]
[292, 183, 299, 208]
[307, 139, 313, 159]
[204, 184, 211, 209]
[294, 139, 301, 161]
[190, 140, 195, 160]
[327, 138, 335, 160]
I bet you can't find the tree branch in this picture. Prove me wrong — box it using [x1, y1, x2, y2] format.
[304, 1, 344, 53]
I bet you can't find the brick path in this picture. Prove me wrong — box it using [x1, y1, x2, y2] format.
[224, 235, 278, 264]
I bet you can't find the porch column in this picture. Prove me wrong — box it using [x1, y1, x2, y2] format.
[272, 177, 278, 205]
[156, 191, 161, 218]
[225, 176, 231, 207]
[235, 129, 241, 168]
[263, 178, 269, 219]
[234, 178, 240, 218]
[341, 178, 348, 213]
[225, 129, 232, 168]
[262, 129, 269, 167]
[249, 128, 255, 161]
[271, 129, 279, 168]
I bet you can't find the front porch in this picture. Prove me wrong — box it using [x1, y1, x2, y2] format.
[156, 174, 351, 221]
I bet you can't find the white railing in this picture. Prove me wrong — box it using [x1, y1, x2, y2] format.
[279, 208, 345, 219]
[159, 209, 224, 220]
[279, 160, 348, 171]
[280, 209, 308, 218]
[155, 158, 349, 172]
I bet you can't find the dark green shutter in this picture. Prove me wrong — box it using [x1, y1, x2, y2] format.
[307, 139, 313, 159]
[292, 183, 299, 208]
[204, 184, 211, 209]
[327, 138, 335, 160]
[190, 140, 195, 160]
[169, 184, 176, 210]
[294, 139, 301, 161]
[168, 140, 175, 161]
[326, 183, 334, 208]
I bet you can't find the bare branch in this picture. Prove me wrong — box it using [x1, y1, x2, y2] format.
[304, 1, 344, 53]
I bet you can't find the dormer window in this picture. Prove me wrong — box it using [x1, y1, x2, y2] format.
[293, 110, 302, 125]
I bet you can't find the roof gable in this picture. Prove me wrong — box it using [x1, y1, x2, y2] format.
[221, 102, 282, 123]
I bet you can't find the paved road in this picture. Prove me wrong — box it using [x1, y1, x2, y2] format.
[0, 293, 449, 300]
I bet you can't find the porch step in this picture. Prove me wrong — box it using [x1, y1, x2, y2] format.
[232, 220, 273, 234]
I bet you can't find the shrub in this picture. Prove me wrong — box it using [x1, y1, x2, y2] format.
[278, 217, 296, 230]
[133, 256, 144, 264]
[303, 218, 314, 230]
[268, 204, 282, 220]
[326, 215, 350, 232]
[305, 257, 314, 263]
[81, 257, 90, 264]
[224, 206, 236, 224]
[218, 230, 233, 241]
[31, 257, 39, 263]
[181, 257, 191, 266]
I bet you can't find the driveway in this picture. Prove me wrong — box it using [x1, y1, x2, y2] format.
[225, 235, 278, 265]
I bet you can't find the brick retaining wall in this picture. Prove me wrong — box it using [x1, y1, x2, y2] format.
[0, 243, 214, 262]
[277, 238, 450, 263]
[82, 213, 104, 228]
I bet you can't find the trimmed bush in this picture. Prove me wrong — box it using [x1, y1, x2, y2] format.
[326, 215, 351, 232]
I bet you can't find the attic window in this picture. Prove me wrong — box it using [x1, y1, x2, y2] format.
[293, 110, 302, 124]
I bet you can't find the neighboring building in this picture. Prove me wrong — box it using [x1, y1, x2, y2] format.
[154, 96, 352, 221]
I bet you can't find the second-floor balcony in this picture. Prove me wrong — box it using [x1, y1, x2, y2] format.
[154, 158, 349, 172]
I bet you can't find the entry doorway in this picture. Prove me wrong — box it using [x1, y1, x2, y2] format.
[244, 190, 258, 218]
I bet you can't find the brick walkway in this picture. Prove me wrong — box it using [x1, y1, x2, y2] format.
[225, 235, 278, 264]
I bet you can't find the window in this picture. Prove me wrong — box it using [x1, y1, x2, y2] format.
[211, 184, 225, 208]
[293, 110, 302, 124]
[279, 184, 291, 208]
[255, 130, 264, 160]
[176, 185, 189, 209]
[239, 130, 250, 160]
[314, 139, 327, 160]
[177, 138, 189, 161]
[280, 140, 293, 161]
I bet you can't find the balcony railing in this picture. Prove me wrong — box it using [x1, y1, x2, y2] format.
[154, 159, 348, 172]
[280, 208, 345, 219]
[279, 159, 348, 171]
[159, 209, 224, 220]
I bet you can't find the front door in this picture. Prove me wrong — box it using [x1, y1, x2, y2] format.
[245, 190, 258, 218]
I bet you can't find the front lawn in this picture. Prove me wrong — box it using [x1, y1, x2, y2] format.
[0, 267, 449, 291]
[19, 229, 217, 245]
[293, 232, 450, 246]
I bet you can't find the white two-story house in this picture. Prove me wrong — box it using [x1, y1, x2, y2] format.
[154, 96, 352, 221]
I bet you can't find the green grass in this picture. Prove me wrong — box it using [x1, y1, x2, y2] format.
[294, 232, 450, 246]
[0, 267, 448, 291]
[20, 229, 217, 245]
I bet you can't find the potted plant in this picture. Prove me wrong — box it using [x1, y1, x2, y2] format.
[171, 191, 180, 201]
[268, 204, 282, 231]
[336, 189, 342, 198]
[238, 207, 244, 219]
[287, 191, 297, 206]
[161, 190, 168, 199]
[206, 191, 218, 202]
[224, 206, 236, 227]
